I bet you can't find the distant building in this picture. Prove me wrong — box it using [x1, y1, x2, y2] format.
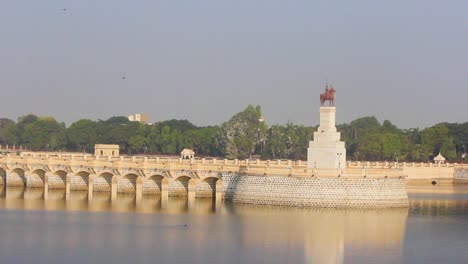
[181, 148, 195, 159]
[95, 144, 120, 157]
[128, 113, 149, 123]
[434, 153, 446, 164]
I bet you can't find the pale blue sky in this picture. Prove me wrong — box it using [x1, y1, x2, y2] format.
[1, 0, 466, 128]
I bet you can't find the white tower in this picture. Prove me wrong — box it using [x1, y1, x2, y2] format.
[307, 106, 346, 169]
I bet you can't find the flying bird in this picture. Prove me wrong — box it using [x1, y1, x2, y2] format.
[122, 76, 126, 80]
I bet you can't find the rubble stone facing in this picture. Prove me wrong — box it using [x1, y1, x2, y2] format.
[168, 178, 189, 197]
[118, 178, 136, 193]
[70, 176, 88, 191]
[221, 173, 409, 208]
[195, 179, 216, 197]
[25, 174, 44, 188]
[6, 174, 26, 187]
[142, 179, 161, 194]
[93, 176, 112, 192]
[454, 169, 468, 179]
[47, 175, 66, 189]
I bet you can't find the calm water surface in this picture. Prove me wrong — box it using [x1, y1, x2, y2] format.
[0, 186, 467, 264]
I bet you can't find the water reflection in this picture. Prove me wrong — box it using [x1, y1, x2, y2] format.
[0, 186, 412, 264]
[226, 204, 409, 264]
[0, 187, 219, 215]
[408, 185, 468, 216]
[0, 185, 466, 264]
[404, 186, 468, 264]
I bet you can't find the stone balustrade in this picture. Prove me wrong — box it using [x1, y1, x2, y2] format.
[346, 161, 458, 168]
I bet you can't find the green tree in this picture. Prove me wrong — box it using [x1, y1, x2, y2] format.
[15, 114, 39, 144]
[219, 105, 264, 159]
[421, 124, 457, 160]
[22, 117, 66, 150]
[104, 116, 130, 125]
[66, 119, 98, 152]
[159, 125, 178, 154]
[0, 118, 17, 145]
[147, 126, 162, 153]
[127, 122, 149, 154]
[156, 119, 197, 132]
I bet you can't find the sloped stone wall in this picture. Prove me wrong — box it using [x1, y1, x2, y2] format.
[6, 173, 26, 187]
[195, 180, 216, 197]
[70, 176, 88, 191]
[48, 175, 66, 189]
[93, 176, 112, 192]
[25, 174, 44, 188]
[142, 179, 161, 194]
[169, 178, 189, 197]
[118, 178, 136, 193]
[221, 174, 409, 208]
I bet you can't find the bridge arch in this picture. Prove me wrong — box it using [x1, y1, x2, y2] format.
[170, 175, 195, 197]
[120, 173, 142, 193]
[0, 168, 6, 185]
[143, 174, 167, 194]
[94, 172, 115, 192]
[8, 168, 26, 187]
[48, 170, 68, 189]
[26, 169, 46, 188]
[71, 171, 91, 191]
[196, 177, 220, 197]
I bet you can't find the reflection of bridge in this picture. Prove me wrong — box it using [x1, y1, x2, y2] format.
[0, 152, 411, 208]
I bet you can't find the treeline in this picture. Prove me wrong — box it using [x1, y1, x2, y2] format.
[0, 105, 466, 162]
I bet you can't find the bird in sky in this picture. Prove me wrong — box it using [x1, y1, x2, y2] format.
[122, 76, 126, 80]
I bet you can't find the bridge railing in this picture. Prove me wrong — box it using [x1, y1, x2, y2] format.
[346, 161, 456, 169]
[0, 152, 423, 174]
[0, 153, 408, 178]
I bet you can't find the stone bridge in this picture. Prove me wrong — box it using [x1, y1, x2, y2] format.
[0, 153, 304, 200]
[0, 153, 235, 201]
[0, 152, 406, 200]
[0, 152, 416, 208]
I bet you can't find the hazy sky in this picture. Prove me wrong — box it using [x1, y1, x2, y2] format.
[1, 0, 466, 128]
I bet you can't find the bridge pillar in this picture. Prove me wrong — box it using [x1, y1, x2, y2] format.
[215, 180, 224, 210]
[88, 175, 94, 201]
[187, 179, 197, 209]
[5, 185, 11, 199]
[2, 172, 7, 187]
[43, 174, 49, 200]
[135, 177, 143, 202]
[65, 175, 72, 199]
[161, 178, 169, 208]
[111, 176, 118, 201]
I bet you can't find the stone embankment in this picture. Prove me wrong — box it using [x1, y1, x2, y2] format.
[221, 173, 408, 208]
[454, 167, 468, 184]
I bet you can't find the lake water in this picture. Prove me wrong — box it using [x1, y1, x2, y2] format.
[0, 185, 467, 264]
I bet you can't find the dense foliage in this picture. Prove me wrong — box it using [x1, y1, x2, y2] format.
[0, 106, 466, 162]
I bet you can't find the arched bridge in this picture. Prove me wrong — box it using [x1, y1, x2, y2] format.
[0, 152, 408, 201]
[0, 154, 236, 201]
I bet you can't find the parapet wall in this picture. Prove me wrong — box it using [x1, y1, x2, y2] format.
[454, 169, 468, 184]
[221, 173, 409, 209]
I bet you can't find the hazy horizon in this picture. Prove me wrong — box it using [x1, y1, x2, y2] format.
[1, 1, 466, 129]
